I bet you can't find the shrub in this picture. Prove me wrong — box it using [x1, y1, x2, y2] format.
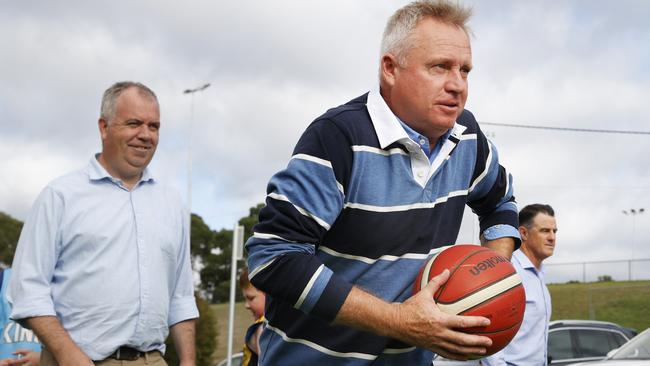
[165, 294, 218, 365]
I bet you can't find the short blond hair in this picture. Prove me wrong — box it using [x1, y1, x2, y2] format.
[381, 0, 472, 65]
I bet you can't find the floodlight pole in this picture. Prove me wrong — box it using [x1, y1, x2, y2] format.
[622, 208, 645, 280]
[227, 225, 244, 366]
[182, 83, 211, 244]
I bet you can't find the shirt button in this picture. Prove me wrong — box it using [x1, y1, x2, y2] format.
[419, 138, 426, 145]
[417, 171, 425, 178]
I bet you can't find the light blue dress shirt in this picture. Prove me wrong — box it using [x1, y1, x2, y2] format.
[8, 156, 198, 360]
[397, 118, 452, 163]
[482, 250, 552, 366]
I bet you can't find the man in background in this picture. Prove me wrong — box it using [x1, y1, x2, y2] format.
[483, 204, 557, 366]
[8, 81, 198, 365]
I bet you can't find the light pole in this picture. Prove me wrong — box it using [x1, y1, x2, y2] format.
[182, 83, 211, 223]
[622, 208, 644, 280]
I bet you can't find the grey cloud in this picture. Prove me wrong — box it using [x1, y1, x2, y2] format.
[2, 0, 650, 268]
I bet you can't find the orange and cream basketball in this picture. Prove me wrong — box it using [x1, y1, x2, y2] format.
[413, 244, 525, 356]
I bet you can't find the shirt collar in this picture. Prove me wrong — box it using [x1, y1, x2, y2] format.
[366, 86, 465, 149]
[87, 154, 155, 185]
[398, 118, 427, 146]
[513, 249, 544, 272]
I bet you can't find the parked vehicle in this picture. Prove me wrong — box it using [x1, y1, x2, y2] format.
[433, 320, 636, 366]
[215, 352, 243, 366]
[565, 327, 650, 365]
[548, 320, 637, 365]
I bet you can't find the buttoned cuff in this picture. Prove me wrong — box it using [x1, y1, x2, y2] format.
[482, 224, 521, 249]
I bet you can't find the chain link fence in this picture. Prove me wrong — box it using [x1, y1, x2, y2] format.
[545, 258, 650, 283]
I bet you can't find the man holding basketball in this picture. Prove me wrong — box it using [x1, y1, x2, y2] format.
[483, 204, 557, 366]
[246, 1, 520, 365]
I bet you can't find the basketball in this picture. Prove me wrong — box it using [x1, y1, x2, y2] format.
[413, 244, 525, 356]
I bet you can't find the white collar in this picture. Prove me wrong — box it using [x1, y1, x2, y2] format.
[366, 87, 466, 148]
[88, 154, 154, 184]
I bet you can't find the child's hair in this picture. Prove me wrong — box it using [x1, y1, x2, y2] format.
[239, 266, 252, 289]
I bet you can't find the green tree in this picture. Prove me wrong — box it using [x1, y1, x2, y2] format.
[0, 212, 24, 266]
[598, 275, 613, 282]
[196, 203, 264, 303]
[164, 294, 218, 366]
[191, 213, 216, 260]
[200, 228, 236, 303]
[238, 203, 265, 247]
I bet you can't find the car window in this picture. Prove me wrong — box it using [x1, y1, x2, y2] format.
[609, 332, 628, 348]
[548, 329, 575, 360]
[575, 329, 621, 357]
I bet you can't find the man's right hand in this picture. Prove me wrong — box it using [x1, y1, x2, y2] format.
[335, 269, 493, 360]
[390, 269, 492, 360]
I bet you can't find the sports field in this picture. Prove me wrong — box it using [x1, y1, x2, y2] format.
[211, 302, 250, 363]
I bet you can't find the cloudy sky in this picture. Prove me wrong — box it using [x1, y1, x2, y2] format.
[2, 0, 649, 282]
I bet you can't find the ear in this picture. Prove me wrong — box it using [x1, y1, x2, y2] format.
[98, 118, 108, 140]
[518, 226, 528, 242]
[380, 53, 400, 87]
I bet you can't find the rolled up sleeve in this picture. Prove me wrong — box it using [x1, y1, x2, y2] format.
[8, 187, 61, 322]
[168, 207, 198, 326]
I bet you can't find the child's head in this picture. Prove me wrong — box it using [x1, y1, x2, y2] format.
[240, 267, 266, 319]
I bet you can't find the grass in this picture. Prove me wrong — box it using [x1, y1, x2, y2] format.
[549, 280, 650, 332]
[211, 302, 252, 363]
[209, 280, 650, 362]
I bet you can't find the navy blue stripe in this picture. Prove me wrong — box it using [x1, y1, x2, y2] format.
[323, 196, 467, 258]
[246, 236, 315, 275]
[479, 203, 519, 233]
[469, 140, 500, 199]
[292, 119, 355, 196]
[254, 199, 326, 245]
[259, 329, 432, 366]
[249, 252, 319, 300]
[265, 298, 397, 355]
[469, 165, 513, 217]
